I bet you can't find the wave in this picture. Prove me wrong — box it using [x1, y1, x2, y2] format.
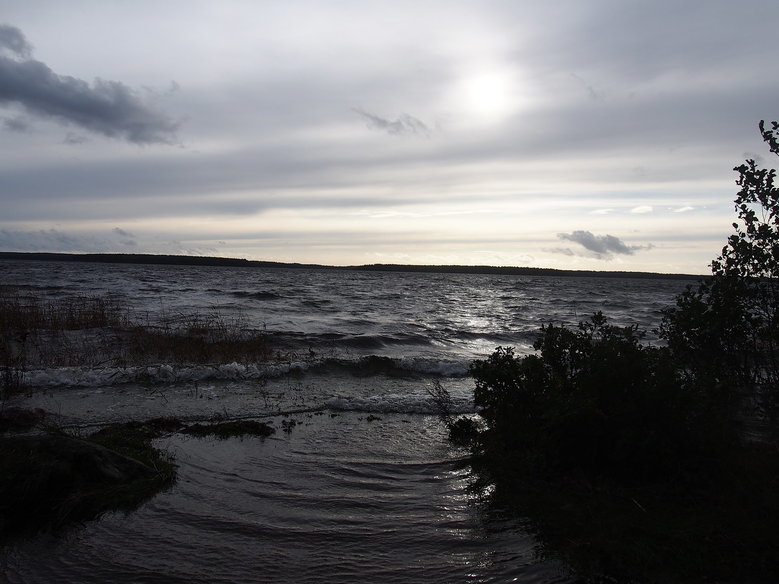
[231, 290, 282, 301]
[325, 388, 475, 415]
[316, 355, 470, 377]
[440, 328, 526, 344]
[333, 332, 434, 350]
[20, 355, 471, 389]
[280, 330, 436, 351]
[22, 361, 309, 388]
[300, 299, 333, 308]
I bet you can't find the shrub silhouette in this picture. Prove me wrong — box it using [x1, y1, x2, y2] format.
[662, 120, 779, 434]
[470, 313, 727, 484]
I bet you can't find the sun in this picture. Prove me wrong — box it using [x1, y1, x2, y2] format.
[453, 69, 517, 123]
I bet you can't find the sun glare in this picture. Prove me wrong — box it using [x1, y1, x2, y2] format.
[453, 69, 517, 123]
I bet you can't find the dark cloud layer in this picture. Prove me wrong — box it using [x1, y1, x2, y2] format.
[0, 24, 32, 59]
[0, 24, 178, 144]
[2, 115, 28, 132]
[556, 230, 652, 260]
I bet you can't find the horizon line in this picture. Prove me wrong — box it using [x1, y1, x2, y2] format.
[0, 251, 707, 279]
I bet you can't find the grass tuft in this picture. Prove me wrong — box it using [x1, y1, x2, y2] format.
[0, 289, 277, 395]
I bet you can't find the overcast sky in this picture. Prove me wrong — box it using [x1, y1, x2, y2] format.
[1, 1, 777, 274]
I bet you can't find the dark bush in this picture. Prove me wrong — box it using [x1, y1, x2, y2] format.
[447, 416, 479, 446]
[661, 121, 779, 436]
[470, 313, 730, 484]
[181, 420, 275, 439]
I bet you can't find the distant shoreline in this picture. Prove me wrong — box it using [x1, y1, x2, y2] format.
[0, 251, 704, 280]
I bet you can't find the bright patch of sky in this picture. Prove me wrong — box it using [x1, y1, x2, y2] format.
[1, 0, 777, 274]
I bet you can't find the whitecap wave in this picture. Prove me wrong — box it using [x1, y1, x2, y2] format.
[395, 357, 469, 376]
[19, 354, 471, 389]
[22, 360, 317, 388]
[325, 389, 474, 415]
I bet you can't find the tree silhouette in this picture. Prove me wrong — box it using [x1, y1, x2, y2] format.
[662, 121, 779, 430]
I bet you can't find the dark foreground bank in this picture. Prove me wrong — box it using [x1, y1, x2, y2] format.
[0, 409, 276, 543]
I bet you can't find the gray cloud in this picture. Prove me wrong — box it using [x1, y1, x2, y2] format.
[0, 227, 146, 252]
[547, 247, 575, 257]
[113, 227, 134, 238]
[112, 227, 137, 247]
[570, 73, 605, 102]
[62, 132, 88, 144]
[2, 115, 29, 132]
[556, 230, 653, 260]
[0, 24, 179, 144]
[0, 228, 102, 252]
[353, 108, 430, 137]
[0, 24, 32, 59]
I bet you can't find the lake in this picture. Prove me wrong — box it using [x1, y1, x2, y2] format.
[1, 260, 692, 583]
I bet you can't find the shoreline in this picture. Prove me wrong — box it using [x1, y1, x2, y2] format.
[0, 251, 704, 280]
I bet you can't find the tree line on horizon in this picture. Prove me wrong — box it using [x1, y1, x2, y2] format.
[0, 252, 702, 280]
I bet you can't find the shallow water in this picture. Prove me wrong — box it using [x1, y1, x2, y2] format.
[1, 260, 693, 583]
[4, 413, 575, 584]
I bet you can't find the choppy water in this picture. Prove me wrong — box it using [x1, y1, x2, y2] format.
[1, 260, 693, 583]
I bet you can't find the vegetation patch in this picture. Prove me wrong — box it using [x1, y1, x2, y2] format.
[480, 442, 779, 583]
[458, 314, 779, 583]
[0, 429, 175, 543]
[87, 417, 183, 467]
[0, 291, 127, 331]
[0, 293, 277, 396]
[0, 406, 46, 432]
[181, 419, 275, 439]
[127, 326, 273, 366]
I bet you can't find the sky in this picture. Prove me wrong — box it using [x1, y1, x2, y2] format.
[1, 1, 777, 275]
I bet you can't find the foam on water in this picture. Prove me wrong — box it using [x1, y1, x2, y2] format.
[21, 355, 472, 390]
[326, 388, 474, 415]
[22, 360, 315, 388]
